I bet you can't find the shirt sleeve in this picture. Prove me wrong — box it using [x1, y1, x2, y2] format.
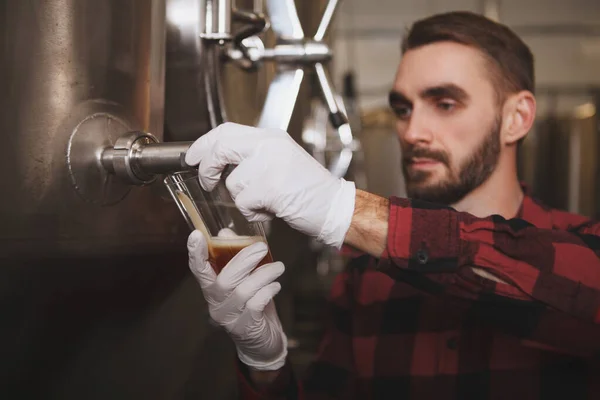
[382, 197, 600, 355]
[236, 358, 300, 399]
[237, 261, 360, 399]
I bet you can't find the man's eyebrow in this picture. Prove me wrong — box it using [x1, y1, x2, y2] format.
[420, 84, 469, 102]
[389, 90, 411, 105]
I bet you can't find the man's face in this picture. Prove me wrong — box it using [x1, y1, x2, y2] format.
[391, 41, 502, 205]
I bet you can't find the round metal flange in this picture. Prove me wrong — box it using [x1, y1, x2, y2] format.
[110, 131, 159, 185]
[66, 101, 137, 206]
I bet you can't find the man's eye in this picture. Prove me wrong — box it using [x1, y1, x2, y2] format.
[393, 106, 412, 119]
[437, 101, 455, 111]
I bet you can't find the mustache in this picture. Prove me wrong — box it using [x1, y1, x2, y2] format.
[402, 146, 450, 166]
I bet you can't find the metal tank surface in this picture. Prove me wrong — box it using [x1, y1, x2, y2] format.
[0, 0, 345, 398]
[0, 1, 235, 399]
[0, 0, 185, 258]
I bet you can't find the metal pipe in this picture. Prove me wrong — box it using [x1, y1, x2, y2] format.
[261, 42, 331, 64]
[256, 68, 304, 130]
[315, 63, 339, 114]
[133, 141, 194, 174]
[232, 9, 268, 45]
[226, 40, 331, 66]
[200, 0, 232, 40]
[315, 62, 348, 127]
[265, 0, 304, 40]
[217, 0, 232, 35]
[315, 62, 349, 129]
[314, 0, 340, 42]
[101, 132, 194, 185]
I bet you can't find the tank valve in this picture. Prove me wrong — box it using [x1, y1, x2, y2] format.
[100, 132, 194, 185]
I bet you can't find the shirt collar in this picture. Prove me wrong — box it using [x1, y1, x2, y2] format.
[516, 182, 554, 229]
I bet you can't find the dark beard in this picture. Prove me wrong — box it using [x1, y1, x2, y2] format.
[402, 117, 501, 205]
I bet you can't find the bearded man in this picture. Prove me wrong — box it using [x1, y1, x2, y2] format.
[184, 11, 600, 399]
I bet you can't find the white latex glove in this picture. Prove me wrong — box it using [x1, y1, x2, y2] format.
[185, 122, 356, 248]
[187, 230, 288, 371]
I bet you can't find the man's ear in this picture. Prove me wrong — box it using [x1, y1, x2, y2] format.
[501, 91, 536, 145]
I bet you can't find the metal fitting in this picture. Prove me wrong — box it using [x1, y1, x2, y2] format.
[101, 132, 193, 185]
[199, 0, 233, 41]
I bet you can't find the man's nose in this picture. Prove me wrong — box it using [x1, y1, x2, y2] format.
[398, 113, 433, 145]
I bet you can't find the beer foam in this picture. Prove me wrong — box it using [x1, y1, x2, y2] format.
[209, 236, 264, 248]
[175, 190, 265, 250]
[217, 228, 237, 238]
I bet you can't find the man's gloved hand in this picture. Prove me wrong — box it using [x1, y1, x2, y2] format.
[188, 230, 288, 371]
[185, 122, 356, 248]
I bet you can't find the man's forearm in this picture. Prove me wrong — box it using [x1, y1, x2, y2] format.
[344, 191, 507, 283]
[344, 190, 389, 258]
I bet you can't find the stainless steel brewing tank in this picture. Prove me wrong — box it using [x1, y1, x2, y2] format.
[0, 1, 238, 398]
[164, 0, 272, 143]
[0, 0, 189, 259]
[0, 0, 332, 397]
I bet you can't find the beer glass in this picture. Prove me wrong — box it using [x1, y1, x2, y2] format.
[164, 170, 273, 274]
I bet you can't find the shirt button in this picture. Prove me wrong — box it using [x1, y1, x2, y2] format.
[417, 249, 429, 264]
[446, 337, 458, 350]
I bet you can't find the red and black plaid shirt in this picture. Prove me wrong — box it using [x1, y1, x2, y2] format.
[237, 194, 600, 399]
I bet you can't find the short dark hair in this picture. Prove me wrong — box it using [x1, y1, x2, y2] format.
[401, 11, 535, 102]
